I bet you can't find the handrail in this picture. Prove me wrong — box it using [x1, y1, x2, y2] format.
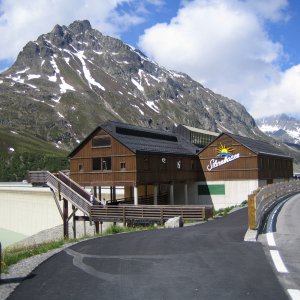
[28, 171, 91, 215]
[248, 180, 300, 230]
[28, 171, 214, 225]
[58, 171, 91, 202]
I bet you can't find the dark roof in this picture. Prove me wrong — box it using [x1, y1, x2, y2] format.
[225, 133, 292, 158]
[69, 121, 199, 157]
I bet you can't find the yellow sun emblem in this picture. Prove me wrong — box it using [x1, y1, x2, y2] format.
[216, 143, 234, 158]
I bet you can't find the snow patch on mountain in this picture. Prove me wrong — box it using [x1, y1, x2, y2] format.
[52, 95, 61, 103]
[287, 128, 300, 140]
[131, 104, 144, 115]
[131, 78, 144, 92]
[64, 57, 70, 65]
[146, 101, 160, 113]
[26, 83, 38, 90]
[257, 114, 300, 144]
[50, 57, 60, 74]
[259, 124, 281, 133]
[9, 75, 24, 84]
[27, 74, 41, 80]
[59, 76, 75, 93]
[75, 51, 105, 91]
[48, 74, 57, 82]
[16, 68, 30, 74]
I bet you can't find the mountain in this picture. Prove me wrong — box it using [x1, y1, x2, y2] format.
[0, 20, 264, 151]
[256, 114, 300, 145]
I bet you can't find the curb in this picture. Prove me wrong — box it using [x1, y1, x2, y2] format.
[244, 229, 257, 242]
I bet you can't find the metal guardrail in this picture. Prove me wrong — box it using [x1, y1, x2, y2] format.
[28, 171, 91, 215]
[248, 180, 300, 230]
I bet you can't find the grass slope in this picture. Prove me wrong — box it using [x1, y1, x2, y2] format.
[0, 126, 69, 181]
[0, 126, 67, 155]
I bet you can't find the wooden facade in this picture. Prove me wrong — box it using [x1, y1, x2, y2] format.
[69, 122, 293, 207]
[70, 128, 136, 186]
[198, 133, 293, 182]
[69, 122, 200, 188]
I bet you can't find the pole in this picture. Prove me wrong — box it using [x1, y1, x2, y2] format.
[72, 205, 76, 239]
[63, 198, 69, 239]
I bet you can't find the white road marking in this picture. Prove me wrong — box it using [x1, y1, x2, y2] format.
[287, 289, 300, 300]
[266, 232, 276, 246]
[270, 250, 288, 273]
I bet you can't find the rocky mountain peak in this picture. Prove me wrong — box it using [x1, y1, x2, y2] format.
[256, 113, 300, 145]
[0, 20, 278, 152]
[68, 20, 92, 34]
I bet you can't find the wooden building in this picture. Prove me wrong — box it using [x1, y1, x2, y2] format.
[69, 121, 201, 205]
[69, 121, 293, 209]
[195, 133, 293, 209]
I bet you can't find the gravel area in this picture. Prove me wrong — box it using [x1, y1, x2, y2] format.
[0, 222, 113, 300]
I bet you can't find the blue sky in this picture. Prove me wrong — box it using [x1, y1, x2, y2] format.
[0, 0, 299, 118]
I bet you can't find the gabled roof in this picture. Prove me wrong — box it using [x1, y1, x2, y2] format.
[69, 121, 200, 158]
[199, 132, 292, 159]
[227, 133, 292, 158]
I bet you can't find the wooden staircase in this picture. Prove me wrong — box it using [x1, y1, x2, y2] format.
[28, 171, 92, 238]
[28, 171, 213, 238]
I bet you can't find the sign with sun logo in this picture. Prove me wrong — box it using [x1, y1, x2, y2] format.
[216, 144, 234, 158]
[206, 143, 240, 171]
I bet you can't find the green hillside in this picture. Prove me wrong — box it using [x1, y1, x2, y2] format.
[0, 126, 69, 154]
[0, 127, 69, 181]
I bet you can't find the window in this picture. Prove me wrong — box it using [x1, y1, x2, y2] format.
[78, 163, 84, 172]
[120, 162, 126, 171]
[143, 157, 149, 170]
[92, 136, 111, 147]
[92, 157, 112, 171]
[92, 158, 102, 171]
[191, 159, 195, 170]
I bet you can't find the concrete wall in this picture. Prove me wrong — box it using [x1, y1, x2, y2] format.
[195, 180, 260, 210]
[0, 186, 64, 237]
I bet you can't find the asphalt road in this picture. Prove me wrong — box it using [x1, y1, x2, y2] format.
[8, 208, 287, 300]
[258, 193, 300, 299]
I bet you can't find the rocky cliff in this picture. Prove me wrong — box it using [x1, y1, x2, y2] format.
[0, 20, 264, 150]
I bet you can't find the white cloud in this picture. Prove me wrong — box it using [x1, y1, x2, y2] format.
[0, 0, 147, 63]
[251, 64, 300, 118]
[138, 0, 299, 118]
[244, 0, 290, 21]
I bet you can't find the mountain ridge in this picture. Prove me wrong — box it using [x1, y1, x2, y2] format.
[0, 20, 262, 149]
[257, 114, 300, 145]
[0, 19, 298, 171]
